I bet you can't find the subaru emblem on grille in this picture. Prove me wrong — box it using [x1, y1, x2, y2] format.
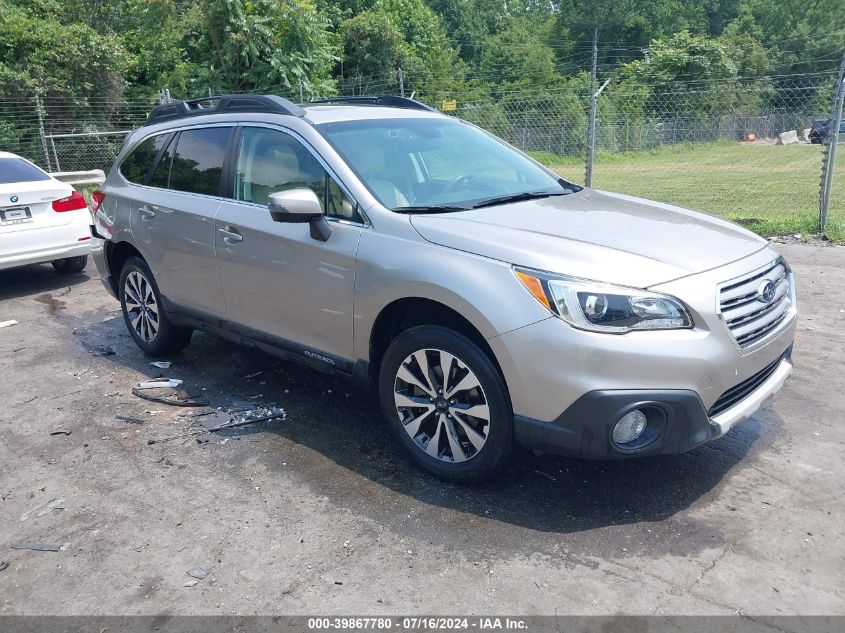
[757, 280, 776, 303]
[10, 195, 18, 203]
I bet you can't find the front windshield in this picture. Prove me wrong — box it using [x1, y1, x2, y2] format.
[317, 117, 573, 211]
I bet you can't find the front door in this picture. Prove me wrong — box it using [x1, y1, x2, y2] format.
[214, 125, 364, 369]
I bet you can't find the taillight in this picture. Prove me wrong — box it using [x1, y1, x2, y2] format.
[53, 190, 88, 212]
[91, 190, 105, 214]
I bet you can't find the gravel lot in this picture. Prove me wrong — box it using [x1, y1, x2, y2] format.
[0, 243, 843, 616]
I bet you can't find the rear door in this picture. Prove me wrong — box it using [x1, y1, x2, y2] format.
[0, 157, 74, 255]
[128, 125, 233, 317]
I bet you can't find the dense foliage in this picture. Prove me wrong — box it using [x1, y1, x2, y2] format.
[0, 0, 842, 160]
[2, 0, 842, 103]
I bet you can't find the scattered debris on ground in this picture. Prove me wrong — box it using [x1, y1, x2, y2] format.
[10, 542, 67, 552]
[0, 320, 18, 328]
[20, 498, 65, 522]
[149, 361, 172, 369]
[49, 430, 71, 436]
[198, 411, 234, 431]
[147, 405, 286, 445]
[131, 385, 207, 408]
[115, 415, 145, 424]
[138, 379, 182, 389]
[187, 567, 208, 580]
[0, 561, 8, 572]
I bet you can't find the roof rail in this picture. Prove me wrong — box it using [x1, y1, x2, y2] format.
[145, 94, 306, 126]
[307, 95, 435, 112]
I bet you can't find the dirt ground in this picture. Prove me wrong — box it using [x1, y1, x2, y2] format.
[0, 243, 843, 616]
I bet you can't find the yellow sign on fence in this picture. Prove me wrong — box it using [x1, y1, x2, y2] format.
[441, 100, 457, 112]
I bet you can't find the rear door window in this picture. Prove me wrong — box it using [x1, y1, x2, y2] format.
[168, 127, 232, 196]
[120, 134, 170, 184]
[0, 157, 51, 184]
[148, 134, 175, 189]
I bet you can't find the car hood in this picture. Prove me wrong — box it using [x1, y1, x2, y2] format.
[409, 189, 767, 288]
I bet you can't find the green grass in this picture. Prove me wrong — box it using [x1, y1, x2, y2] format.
[533, 141, 845, 243]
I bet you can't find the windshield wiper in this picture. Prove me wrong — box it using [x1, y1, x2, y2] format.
[393, 204, 470, 214]
[469, 190, 572, 210]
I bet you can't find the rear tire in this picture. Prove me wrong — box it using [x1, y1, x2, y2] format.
[52, 255, 87, 274]
[118, 256, 192, 356]
[378, 325, 512, 483]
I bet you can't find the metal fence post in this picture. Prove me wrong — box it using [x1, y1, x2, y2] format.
[820, 51, 845, 233]
[35, 95, 52, 172]
[585, 28, 598, 186]
[398, 68, 404, 97]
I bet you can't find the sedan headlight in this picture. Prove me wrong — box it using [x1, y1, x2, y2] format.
[514, 266, 693, 333]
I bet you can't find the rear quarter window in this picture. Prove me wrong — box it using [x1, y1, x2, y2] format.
[120, 134, 170, 184]
[0, 157, 51, 184]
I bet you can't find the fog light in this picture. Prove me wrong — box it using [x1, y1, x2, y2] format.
[613, 409, 647, 445]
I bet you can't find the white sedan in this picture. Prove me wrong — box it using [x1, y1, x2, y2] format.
[0, 151, 93, 273]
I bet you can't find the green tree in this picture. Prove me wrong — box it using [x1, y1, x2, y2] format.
[200, 0, 340, 97]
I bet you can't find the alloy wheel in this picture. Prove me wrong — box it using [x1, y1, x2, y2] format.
[393, 348, 490, 463]
[124, 271, 159, 343]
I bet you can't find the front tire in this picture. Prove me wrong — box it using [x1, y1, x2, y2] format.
[378, 325, 512, 482]
[52, 255, 87, 274]
[118, 256, 192, 356]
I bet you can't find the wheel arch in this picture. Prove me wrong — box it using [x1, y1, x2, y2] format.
[104, 241, 144, 295]
[367, 296, 507, 393]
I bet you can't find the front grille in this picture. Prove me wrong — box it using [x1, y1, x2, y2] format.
[707, 352, 786, 417]
[718, 258, 794, 349]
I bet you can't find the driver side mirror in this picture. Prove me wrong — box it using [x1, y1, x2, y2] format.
[267, 189, 332, 242]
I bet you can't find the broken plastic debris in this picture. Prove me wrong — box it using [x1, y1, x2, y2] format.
[10, 541, 66, 552]
[137, 379, 183, 389]
[187, 567, 208, 580]
[115, 415, 145, 425]
[184, 579, 199, 588]
[0, 561, 8, 572]
[199, 412, 234, 431]
[0, 320, 18, 328]
[150, 361, 172, 369]
[20, 498, 66, 522]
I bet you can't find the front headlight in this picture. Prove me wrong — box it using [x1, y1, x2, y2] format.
[514, 266, 693, 333]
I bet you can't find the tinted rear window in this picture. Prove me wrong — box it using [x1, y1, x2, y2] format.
[120, 134, 170, 184]
[168, 127, 231, 195]
[0, 158, 50, 184]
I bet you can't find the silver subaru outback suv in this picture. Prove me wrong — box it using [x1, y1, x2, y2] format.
[91, 94, 796, 482]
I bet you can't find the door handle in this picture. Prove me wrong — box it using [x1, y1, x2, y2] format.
[218, 226, 243, 244]
[138, 206, 156, 220]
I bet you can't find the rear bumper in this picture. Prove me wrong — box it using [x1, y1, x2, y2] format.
[90, 236, 118, 299]
[514, 350, 793, 459]
[0, 241, 91, 271]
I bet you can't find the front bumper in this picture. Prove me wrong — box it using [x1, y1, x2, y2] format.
[490, 247, 796, 459]
[512, 350, 792, 459]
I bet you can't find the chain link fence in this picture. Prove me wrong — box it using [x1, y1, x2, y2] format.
[1, 71, 843, 239]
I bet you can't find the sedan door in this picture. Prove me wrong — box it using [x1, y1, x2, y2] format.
[214, 125, 364, 369]
[128, 126, 233, 318]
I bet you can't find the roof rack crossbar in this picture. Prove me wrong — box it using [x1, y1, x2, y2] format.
[307, 95, 435, 112]
[145, 94, 306, 125]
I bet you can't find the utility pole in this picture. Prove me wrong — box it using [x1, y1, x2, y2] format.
[820, 50, 845, 234]
[585, 28, 599, 187]
[398, 68, 404, 97]
[35, 94, 52, 172]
